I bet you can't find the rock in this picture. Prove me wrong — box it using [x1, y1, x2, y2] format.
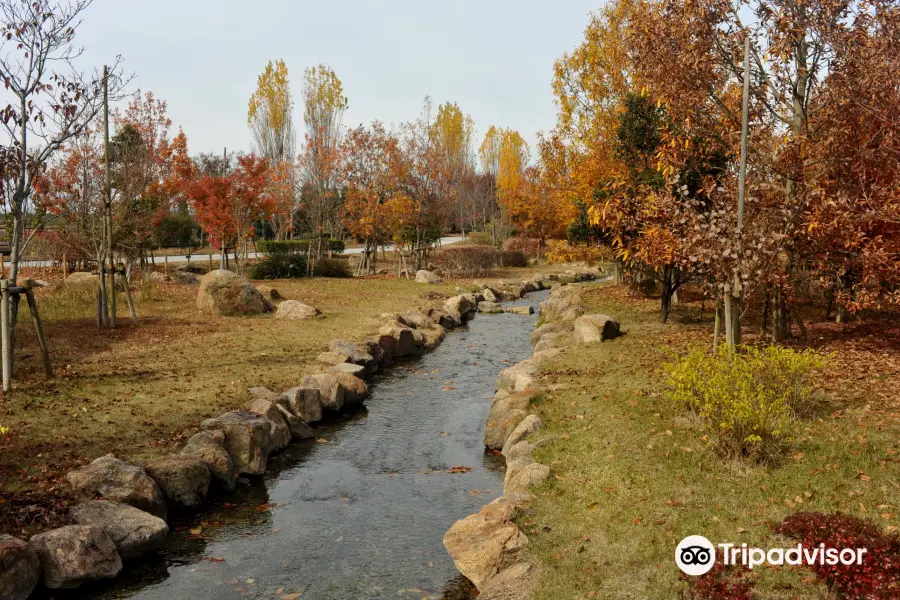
[331, 371, 369, 406]
[415, 269, 443, 284]
[443, 499, 528, 590]
[67, 456, 167, 520]
[559, 305, 585, 322]
[283, 387, 323, 423]
[482, 287, 500, 303]
[484, 391, 536, 449]
[533, 332, 568, 354]
[255, 285, 281, 300]
[0, 535, 41, 600]
[505, 463, 550, 494]
[369, 334, 396, 365]
[68, 501, 168, 560]
[402, 309, 433, 330]
[171, 270, 200, 285]
[496, 361, 538, 393]
[521, 280, 539, 293]
[531, 348, 562, 365]
[425, 307, 458, 329]
[180, 430, 237, 490]
[379, 323, 417, 358]
[530, 321, 573, 345]
[148, 271, 169, 284]
[145, 454, 210, 508]
[502, 415, 543, 455]
[301, 374, 345, 412]
[505, 305, 534, 316]
[247, 398, 292, 451]
[444, 295, 474, 317]
[361, 337, 387, 365]
[177, 264, 207, 274]
[573, 314, 621, 343]
[329, 340, 377, 375]
[65, 272, 97, 285]
[479, 562, 534, 600]
[329, 362, 366, 377]
[201, 411, 273, 475]
[317, 351, 349, 367]
[478, 301, 503, 314]
[29, 525, 121, 589]
[274, 299, 320, 320]
[248, 386, 286, 403]
[503, 440, 535, 464]
[276, 405, 315, 439]
[196, 270, 274, 316]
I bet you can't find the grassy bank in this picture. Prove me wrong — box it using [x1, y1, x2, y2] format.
[524, 284, 900, 599]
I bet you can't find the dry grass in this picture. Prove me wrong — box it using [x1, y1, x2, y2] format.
[523, 284, 900, 599]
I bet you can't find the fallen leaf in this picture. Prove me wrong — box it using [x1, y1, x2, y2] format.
[446, 466, 472, 474]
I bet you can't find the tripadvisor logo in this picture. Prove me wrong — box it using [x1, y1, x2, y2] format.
[676, 534, 869, 576]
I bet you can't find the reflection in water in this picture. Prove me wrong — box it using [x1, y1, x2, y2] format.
[44, 291, 548, 600]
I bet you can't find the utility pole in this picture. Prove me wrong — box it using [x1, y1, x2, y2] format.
[220, 147, 227, 271]
[103, 65, 117, 328]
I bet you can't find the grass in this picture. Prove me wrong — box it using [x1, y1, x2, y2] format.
[523, 284, 900, 599]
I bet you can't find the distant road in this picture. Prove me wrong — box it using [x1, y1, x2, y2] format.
[9, 236, 466, 269]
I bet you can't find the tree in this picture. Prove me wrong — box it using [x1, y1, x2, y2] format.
[431, 102, 474, 235]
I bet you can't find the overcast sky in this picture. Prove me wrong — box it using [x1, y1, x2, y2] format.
[73, 0, 598, 159]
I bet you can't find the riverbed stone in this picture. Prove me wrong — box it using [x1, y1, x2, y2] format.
[425, 307, 459, 329]
[402, 308, 433, 330]
[502, 415, 544, 455]
[379, 323, 416, 358]
[317, 351, 349, 367]
[196, 269, 274, 316]
[496, 361, 538, 393]
[329, 362, 366, 377]
[368, 334, 396, 365]
[145, 454, 210, 508]
[276, 404, 315, 439]
[331, 371, 369, 407]
[248, 398, 292, 451]
[180, 429, 237, 490]
[329, 340, 377, 375]
[68, 501, 168, 560]
[481, 287, 500, 303]
[201, 411, 272, 475]
[301, 374, 345, 412]
[0, 535, 41, 600]
[505, 305, 534, 316]
[478, 301, 503, 314]
[248, 386, 286, 403]
[505, 463, 551, 494]
[530, 321, 573, 345]
[479, 562, 534, 600]
[533, 332, 568, 354]
[29, 525, 122, 589]
[67, 456, 167, 520]
[444, 294, 474, 317]
[283, 386, 323, 424]
[274, 299, 320, 320]
[573, 314, 621, 343]
[484, 390, 536, 450]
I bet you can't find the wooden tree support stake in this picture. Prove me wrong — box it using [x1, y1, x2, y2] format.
[1, 280, 9, 392]
[24, 281, 53, 378]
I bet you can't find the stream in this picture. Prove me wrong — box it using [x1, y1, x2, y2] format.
[48, 290, 548, 600]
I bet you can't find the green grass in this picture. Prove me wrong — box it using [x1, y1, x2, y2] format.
[524, 285, 900, 599]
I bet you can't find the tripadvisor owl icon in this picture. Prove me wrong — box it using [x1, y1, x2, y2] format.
[676, 535, 716, 576]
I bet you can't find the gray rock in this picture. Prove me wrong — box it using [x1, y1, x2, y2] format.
[530, 321, 573, 345]
[425, 307, 458, 329]
[180, 430, 237, 490]
[29, 525, 122, 589]
[247, 398, 292, 451]
[415, 269, 442, 284]
[402, 309, 433, 329]
[247, 386, 286, 403]
[378, 323, 416, 358]
[329, 362, 366, 377]
[444, 295, 474, 317]
[67, 456, 167, 520]
[482, 287, 500, 303]
[276, 405, 315, 439]
[145, 455, 210, 508]
[484, 390, 537, 449]
[505, 463, 551, 494]
[301, 374, 345, 411]
[478, 301, 503, 314]
[171, 270, 200, 285]
[573, 314, 621, 343]
[68, 501, 168, 560]
[201, 411, 273, 475]
[502, 415, 544, 455]
[505, 305, 534, 316]
[196, 269, 274, 316]
[368, 334, 395, 365]
[329, 340, 377, 375]
[330, 371, 369, 407]
[0, 535, 41, 600]
[274, 299, 320, 320]
[283, 386, 323, 423]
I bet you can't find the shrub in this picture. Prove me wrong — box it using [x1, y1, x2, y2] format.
[503, 237, 547, 259]
[436, 246, 500, 277]
[312, 257, 351, 278]
[664, 346, 825, 463]
[250, 254, 307, 279]
[258, 239, 310, 256]
[500, 250, 528, 267]
[328, 239, 345, 255]
[467, 231, 493, 246]
[546, 240, 613, 265]
[681, 563, 755, 600]
[774, 512, 900, 598]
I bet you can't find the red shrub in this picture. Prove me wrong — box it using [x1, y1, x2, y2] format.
[774, 512, 900, 599]
[502, 237, 547, 259]
[435, 246, 500, 277]
[681, 563, 755, 600]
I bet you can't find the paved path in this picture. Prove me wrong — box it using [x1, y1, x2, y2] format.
[9, 236, 466, 269]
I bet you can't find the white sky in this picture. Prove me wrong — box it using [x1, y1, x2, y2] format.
[72, 0, 599, 159]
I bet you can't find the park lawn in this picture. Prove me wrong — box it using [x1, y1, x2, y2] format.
[523, 284, 900, 599]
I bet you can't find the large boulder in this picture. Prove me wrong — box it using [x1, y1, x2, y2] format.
[402, 309, 434, 330]
[505, 463, 551, 494]
[478, 301, 503, 314]
[379, 323, 417, 358]
[533, 332, 568, 354]
[415, 270, 443, 284]
[248, 386, 286, 403]
[171, 270, 200, 285]
[443, 498, 528, 591]
[180, 430, 237, 490]
[572, 314, 621, 343]
[0, 535, 41, 600]
[444, 295, 475, 318]
[329, 340, 377, 375]
[68, 501, 168, 560]
[67, 456, 167, 520]
[331, 371, 369, 407]
[196, 269, 274, 316]
[255, 285, 282, 300]
[283, 386, 323, 424]
[367, 334, 395, 365]
[484, 391, 536, 450]
[145, 455, 210, 508]
[247, 398, 292, 451]
[274, 299, 320, 320]
[301, 374, 345, 412]
[496, 360, 538, 393]
[29, 525, 121, 589]
[275, 405, 315, 440]
[481, 287, 500, 303]
[201, 411, 272, 475]
[530, 321, 573, 345]
[425, 307, 459, 329]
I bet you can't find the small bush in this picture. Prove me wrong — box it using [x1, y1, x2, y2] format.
[681, 563, 755, 600]
[500, 250, 528, 267]
[436, 246, 500, 277]
[664, 346, 825, 463]
[503, 237, 547, 259]
[251, 254, 307, 279]
[546, 240, 613, 265]
[328, 239, 345, 255]
[774, 512, 900, 598]
[258, 239, 310, 256]
[312, 257, 351, 278]
[467, 231, 493, 246]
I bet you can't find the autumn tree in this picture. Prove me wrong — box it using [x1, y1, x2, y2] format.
[431, 102, 475, 235]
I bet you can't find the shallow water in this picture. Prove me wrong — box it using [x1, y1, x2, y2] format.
[51, 290, 548, 600]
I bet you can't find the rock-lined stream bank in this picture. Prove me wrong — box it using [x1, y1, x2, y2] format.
[29, 290, 553, 600]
